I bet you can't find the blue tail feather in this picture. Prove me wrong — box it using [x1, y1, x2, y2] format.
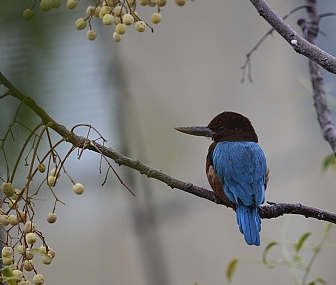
[236, 205, 261, 246]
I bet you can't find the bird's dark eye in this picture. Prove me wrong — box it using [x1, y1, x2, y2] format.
[218, 126, 224, 131]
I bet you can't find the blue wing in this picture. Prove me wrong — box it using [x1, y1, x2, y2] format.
[212, 141, 267, 206]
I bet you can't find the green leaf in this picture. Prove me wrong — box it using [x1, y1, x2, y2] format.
[27, 248, 48, 256]
[307, 278, 328, 285]
[295, 232, 311, 253]
[307, 282, 315, 285]
[262, 241, 278, 269]
[324, 223, 332, 238]
[226, 258, 239, 283]
[322, 154, 336, 172]
[1, 266, 16, 285]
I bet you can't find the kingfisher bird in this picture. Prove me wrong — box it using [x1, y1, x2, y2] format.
[175, 111, 268, 246]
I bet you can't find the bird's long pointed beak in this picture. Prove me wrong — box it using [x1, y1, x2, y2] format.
[174, 126, 214, 137]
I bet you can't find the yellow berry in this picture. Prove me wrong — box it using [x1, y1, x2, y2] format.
[106, 0, 118, 6]
[46, 212, 57, 223]
[73, 183, 84, 195]
[103, 14, 114, 25]
[13, 270, 24, 280]
[2, 247, 13, 257]
[47, 248, 56, 258]
[17, 211, 25, 222]
[158, 0, 166, 6]
[41, 254, 52, 265]
[122, 14, 134, 26]
[11, 188, 22, 200]
[24, 221, 35, 233]
[138, 0, 148, 5]
[0, 215, 9, 226]
[51, 0, 61, 8]
[86, 5, 95, 16]
[23, 260, 34, 271]
[112, 32, 122, 42]
[3, 256, 14, 266]
[148, 0, 156, 7]
[17, 245, 25, 254]
[47, 176, 57, 187]
[116, 23, 126, 35]
[151, 12, 162, 24]
[33, 274, 44, 285]
[113, 5, 125, 17]
[135, 21, 146, 32]
[2, 182, 15, 197]
[38, 163, 46, 173]
[75, 18, 87, 30]
[40, 0, 52, 12]
[23, 9, 34, 20]
[99, 6, 112, 19]
[50, 168, 61, 178]
[8, 200, 19, 210]
[67, 0, 77, 9]
[9, 215, 18, 225]
[26, 233, 37, 244]
[25, 250, 34, 260]
[175, 0, 185, 6]
[18, 281, 31, 285]
[86, 30, 97, 41]
[94, 6, 101, 17]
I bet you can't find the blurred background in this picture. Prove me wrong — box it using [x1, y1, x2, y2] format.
[1, 1, 336, 284]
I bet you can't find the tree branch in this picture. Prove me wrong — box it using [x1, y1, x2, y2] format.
[1, 72, 336, 223]
[249, 0, 336, 76]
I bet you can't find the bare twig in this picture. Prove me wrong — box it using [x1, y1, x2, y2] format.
[1, 72, 336, 223]
[249, 0, 336, 75]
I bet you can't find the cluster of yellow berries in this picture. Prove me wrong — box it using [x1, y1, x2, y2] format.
[22, 0, 187, 42]
[0, 165, 84, 284]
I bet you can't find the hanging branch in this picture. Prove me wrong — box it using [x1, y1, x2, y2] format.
[1, 72, 336, 223]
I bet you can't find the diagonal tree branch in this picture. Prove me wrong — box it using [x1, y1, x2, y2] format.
[249, 0, 336, 76]
[1, 72, 336, 223]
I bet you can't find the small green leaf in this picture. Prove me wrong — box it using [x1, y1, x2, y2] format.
[27, 248, 48, 256]
[322, 154, 336, 172]
[2, 266, 16, 285]
[316, 277, 328, 285]
[307, 282, 315, 285]
[226, 258, 239, 283]
[295, 232, 311, 253]
[324, 223, 332, 238]
[262, 241, 278, 269]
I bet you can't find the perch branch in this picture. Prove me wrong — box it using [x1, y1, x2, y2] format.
[1, 72, 336, 223]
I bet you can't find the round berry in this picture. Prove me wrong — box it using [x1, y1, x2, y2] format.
[51, 0, 61, 8]
[2, 256, 13, 266]
[18, 281, 31, 285]
[138, 0, 148, 5]
[38, 163, 46, 173]
[103, 14, 114, 25]
[8, 200, 19, 210]
[47, 248, 56, 258]
[40, 0, 52, 12]
[17, 211, 25, 222]
[50, 168, 61, 178]
[122, 14, 134, 26]
[148, 0, 156, 6]
[47, 212, 57, 223]
[13, 270, 24, 280]
[2, 247, 13, 257]
[99, 6, 112, 19]
[86, 5, 95, 16]
[158, 0, 166, 6]
[25, 250, 34, 260]
[151, 12, 162, 24]
[11, 188, 22, 200]
[23, 260, 34, 271]
[17, 245, 25, 254]
[9, 215, 18, 225]
[23, 9, 34, 20]
[73, 183, 84, 195]
[0, 215, 9, 226]
[86, 30, 97, 41]
[112, 32, 122, 42]
[116, 23, 126, 35]
[41, 254, 52, 265]
[67, 0, 77, 9]
[175, 0, 185, 6]
[33, 274, 44, 285]
[135, 21, 146, 32]
[26, 233, 37, 245]
[24, 221, 35, 233]
[47, 175, 57, 187]
[94, 6, 101, 17]
[75, 18, 87, 30]
[106, 0, 118, 6]
[2, 182, 15, 197]
[113, 5, 125, 17]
